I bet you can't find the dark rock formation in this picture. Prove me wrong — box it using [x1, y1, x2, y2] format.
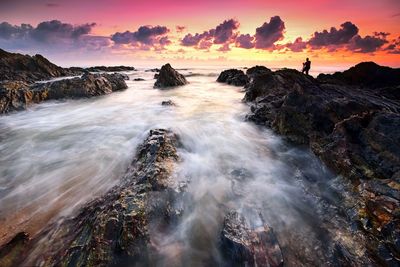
[0, 129, 183, 267]
[134, 78, 145, 81]
[0, 73, 127, 113]
[161, 100, 176, 106]
[317, 62, 400, 88]
[217, 69, 249, 86]
[84, 66, 135, 72]
[244, 63, 400, 266]
[0, 49, 73, 83]
[145, 68, 160, 72]
[246, 65, 271, 79]
[154, 64, 188, 88]
[220, 211, 283, 267]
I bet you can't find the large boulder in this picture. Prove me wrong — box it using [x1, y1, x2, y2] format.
[244, 64, 400, 265]
[0, 129, 184, 266]
[154, 64, 187, 88]
[217, 69, 249, 86]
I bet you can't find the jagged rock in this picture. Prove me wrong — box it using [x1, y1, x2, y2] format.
[0, 49, 73, 83]
[154, 64, 187, 88]
[0, 129, 183, 266]
[220, 211, 283, 267]
[0, 73, 127, 113]
[161, 100, 176, 106]
[217, 69, 249, 86]
[244, 63, 400, 265]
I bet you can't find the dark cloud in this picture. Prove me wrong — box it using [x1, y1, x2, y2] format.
[348, 34, 388, 53]
[217, 43, 231, 52]
[0, 20, 106, 55]
[30, 20, 96, 42]
[0, 22, 32, 39]
[385, 37, 400, 54]
[282, 37, 307, 52]
[235, 34, 254, 49]
[111, 25, 170, 49]
[254, 16, 285, 49]
[180, 19, 239, 49]
[308, 21, 358, 47]
[46, 3, 59, 8]
[181, 31, 211, 46]
[213, 19, 239, 44]
[176, 25, 186, 32]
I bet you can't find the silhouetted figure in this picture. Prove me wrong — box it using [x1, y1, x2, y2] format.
[302, 58, 311, 75]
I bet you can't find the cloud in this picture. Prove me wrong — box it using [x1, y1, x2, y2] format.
[235, 34, 254, 49]
[176, 25, 186, 32]
[281, 21, 390, 54]
[282, 37, 307, 52]
[0, 20, 107, 55]
[384, 36, 400, 54]
[30, 20, 96, 42]
[180, 19, 239, 49]
[348, 33, 388, 53]
[254, 16, 285, 49]
[213, 19, 239, 44]
[0, 22, 33, 39]
[308, 21, 359, 47]
[111, 25, 170, 49]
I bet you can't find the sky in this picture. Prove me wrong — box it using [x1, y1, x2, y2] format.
[0, 0, 399, 69]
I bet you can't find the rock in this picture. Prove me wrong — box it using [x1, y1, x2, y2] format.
[84, 66, 135, 72]
[154, 64, 188, 88]
[244, 63, 400, 265]
[217, 69, 249, 86]
[145, 68, 160, 72]
[317, 62, 400, 88]
[134, 78, 145, 81]
[246, 65, 271, 79]
[0, 232, 30, 267]
[220, 211, 283, 267]
[0, 73, 128, 113]
[0, 129, 184, 266]
[161, 100, 176, 106]
[0, 48, 72, 83]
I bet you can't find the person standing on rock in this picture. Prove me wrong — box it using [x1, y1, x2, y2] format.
[302, 58, 311, 75]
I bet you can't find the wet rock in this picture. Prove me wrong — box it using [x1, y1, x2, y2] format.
[0, 73, 128, 113]
[217, 69, 249, 86]
[0, 232, 30, 267]
[161, 100, 176, 106]
[220, 211, 283, 267]
[0, 129, 183, 266]
[244, 62, 400, 265]
[154, 64, 188, 88]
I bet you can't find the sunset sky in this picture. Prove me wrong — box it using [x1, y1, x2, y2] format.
[0, 0, 399, 69]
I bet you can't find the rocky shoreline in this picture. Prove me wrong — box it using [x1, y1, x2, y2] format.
[218, 62, 400, 266]
[1, 47, 399, 266]
[0, 49, 130, 114]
